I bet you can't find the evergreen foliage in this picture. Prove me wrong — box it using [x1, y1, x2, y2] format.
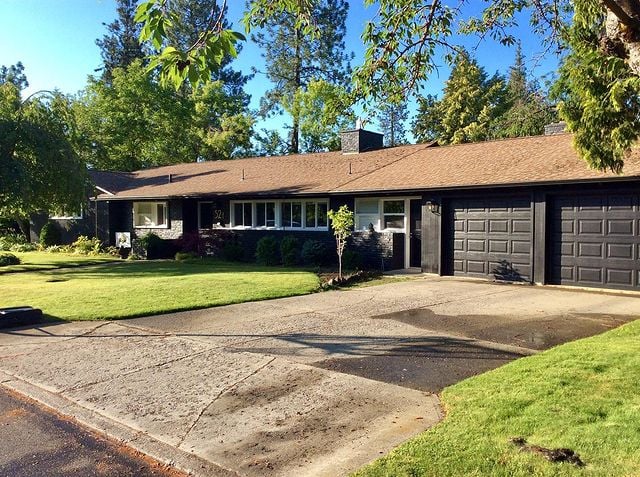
[96, 0, 146, 83]
[250, 0, 353, 153]
[39, 222, 62, 247]
[376, 97, 409, 147]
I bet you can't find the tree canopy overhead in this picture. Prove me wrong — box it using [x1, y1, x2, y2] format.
[135, 0, 640, 172]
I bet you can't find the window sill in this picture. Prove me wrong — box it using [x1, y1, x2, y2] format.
[134, 225, 169, 229]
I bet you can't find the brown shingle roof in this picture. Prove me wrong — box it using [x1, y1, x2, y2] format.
[94, 134, 640, 200]
[333, 134, 640, 193]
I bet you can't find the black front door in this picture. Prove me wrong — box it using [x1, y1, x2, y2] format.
[410, 199, 422, 268]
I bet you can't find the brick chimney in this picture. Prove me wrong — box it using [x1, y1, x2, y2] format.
[340, 123, 384, 154]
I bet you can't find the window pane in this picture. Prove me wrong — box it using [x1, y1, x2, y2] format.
[317, 203, 328, 227]
[199, 203, 213, 229]
[156, 203, 165, 226]
[137, 203, 152, 215]
[266, 202, 275, 227]
[383, 215, 404, 229]
[256, 203, 266, 227]
[234, 203, 243, 226]
[305, 203, 316, 228]
[243, 203, 252, 227]
[384, 200, 404, 214]
[357, 199, 378, 214]
[356, 214, 378, 231]
[292, 202, 302, 227]
[281, 203, 291, 227]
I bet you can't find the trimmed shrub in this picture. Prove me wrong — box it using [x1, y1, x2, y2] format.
[39, 222, 62, 247]
[175, 251, 198, 261]
[256, 236, 279, 266]
[0, 253, 20, 267]
[301, 240, 330, 267]
[136, 232, 177, 259]
[342, 249, 362, 271]
[222, 243, 244, 262]
[280, 236, 299, 266]
[71, 236, 102, 255]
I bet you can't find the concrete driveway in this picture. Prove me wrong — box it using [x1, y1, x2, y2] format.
[0, 278, 638, 476]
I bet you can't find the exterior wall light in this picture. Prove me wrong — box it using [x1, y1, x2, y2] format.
[427, 201, 440, 214]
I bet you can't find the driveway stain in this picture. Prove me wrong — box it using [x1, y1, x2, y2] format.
[372, 308, 637, 350]
[314, 338, 524, 393]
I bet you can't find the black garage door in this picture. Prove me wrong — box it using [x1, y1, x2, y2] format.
[446, 197, 533, 281]
[549, 193, 640, 290]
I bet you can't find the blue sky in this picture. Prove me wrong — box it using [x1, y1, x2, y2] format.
[0, 0, 561, 137]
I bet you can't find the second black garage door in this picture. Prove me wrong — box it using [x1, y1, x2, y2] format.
[549, 193, 640, 290]
[446, 197, 533, 281]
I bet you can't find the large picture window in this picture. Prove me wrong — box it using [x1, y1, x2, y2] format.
[134, 202, 167, 228]
[233, 202, 253, 227]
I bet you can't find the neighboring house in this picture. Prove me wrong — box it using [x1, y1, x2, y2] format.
[29, 171, 130, 245]
[86, 127, 640, 292]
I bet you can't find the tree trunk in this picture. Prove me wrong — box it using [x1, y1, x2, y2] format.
[290, 26, 302, 154]
[16, 217, 30, 242]
[603, 0, 640, 75]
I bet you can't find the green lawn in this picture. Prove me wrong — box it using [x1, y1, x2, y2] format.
[355, 320, 640, 477]
[1, 251, 119, 273]
[0, 258, 320, 320]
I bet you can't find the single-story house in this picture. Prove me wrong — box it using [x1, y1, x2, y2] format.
[44, 126, 640, 291]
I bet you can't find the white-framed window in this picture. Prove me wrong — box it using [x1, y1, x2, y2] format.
[228, 199, 329, 231]
[355, 198, 408, 231]
[232, 201, 253, 228]
[304, 201, 329, 229]
[255, 201, 276, 228]
[383, 199, 405, 230]
[133, 202, 168, 228]
[355, 198, 380, 231]
[281, 201, 303, 228]
[50, 208, 83, 220]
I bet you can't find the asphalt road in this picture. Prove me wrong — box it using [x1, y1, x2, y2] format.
[0, 387, 185, 477]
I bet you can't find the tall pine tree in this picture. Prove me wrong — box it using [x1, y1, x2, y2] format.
[251, 0, 353, 154]
[168, 0, 251, 105]
[376, 98, 409, 147]
[96, 0, 145, 83]
[412, 50, 507, 145]
[490, 46, 557, 138]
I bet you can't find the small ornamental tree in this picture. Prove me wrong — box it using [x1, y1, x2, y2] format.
[327, 205, 354, 280]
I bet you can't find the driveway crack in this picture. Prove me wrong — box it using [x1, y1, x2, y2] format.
[62, 347, 218, 393]
[177, 356, 277, 447]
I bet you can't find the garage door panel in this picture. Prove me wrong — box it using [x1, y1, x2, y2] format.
[607, 269, 634, 286]
[607, 243, 634, 259]
[607, 220, 634, 235]
[447, 197, 532, 282]
[512, 220, 531, 234]
[549, 194, 640, 290]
